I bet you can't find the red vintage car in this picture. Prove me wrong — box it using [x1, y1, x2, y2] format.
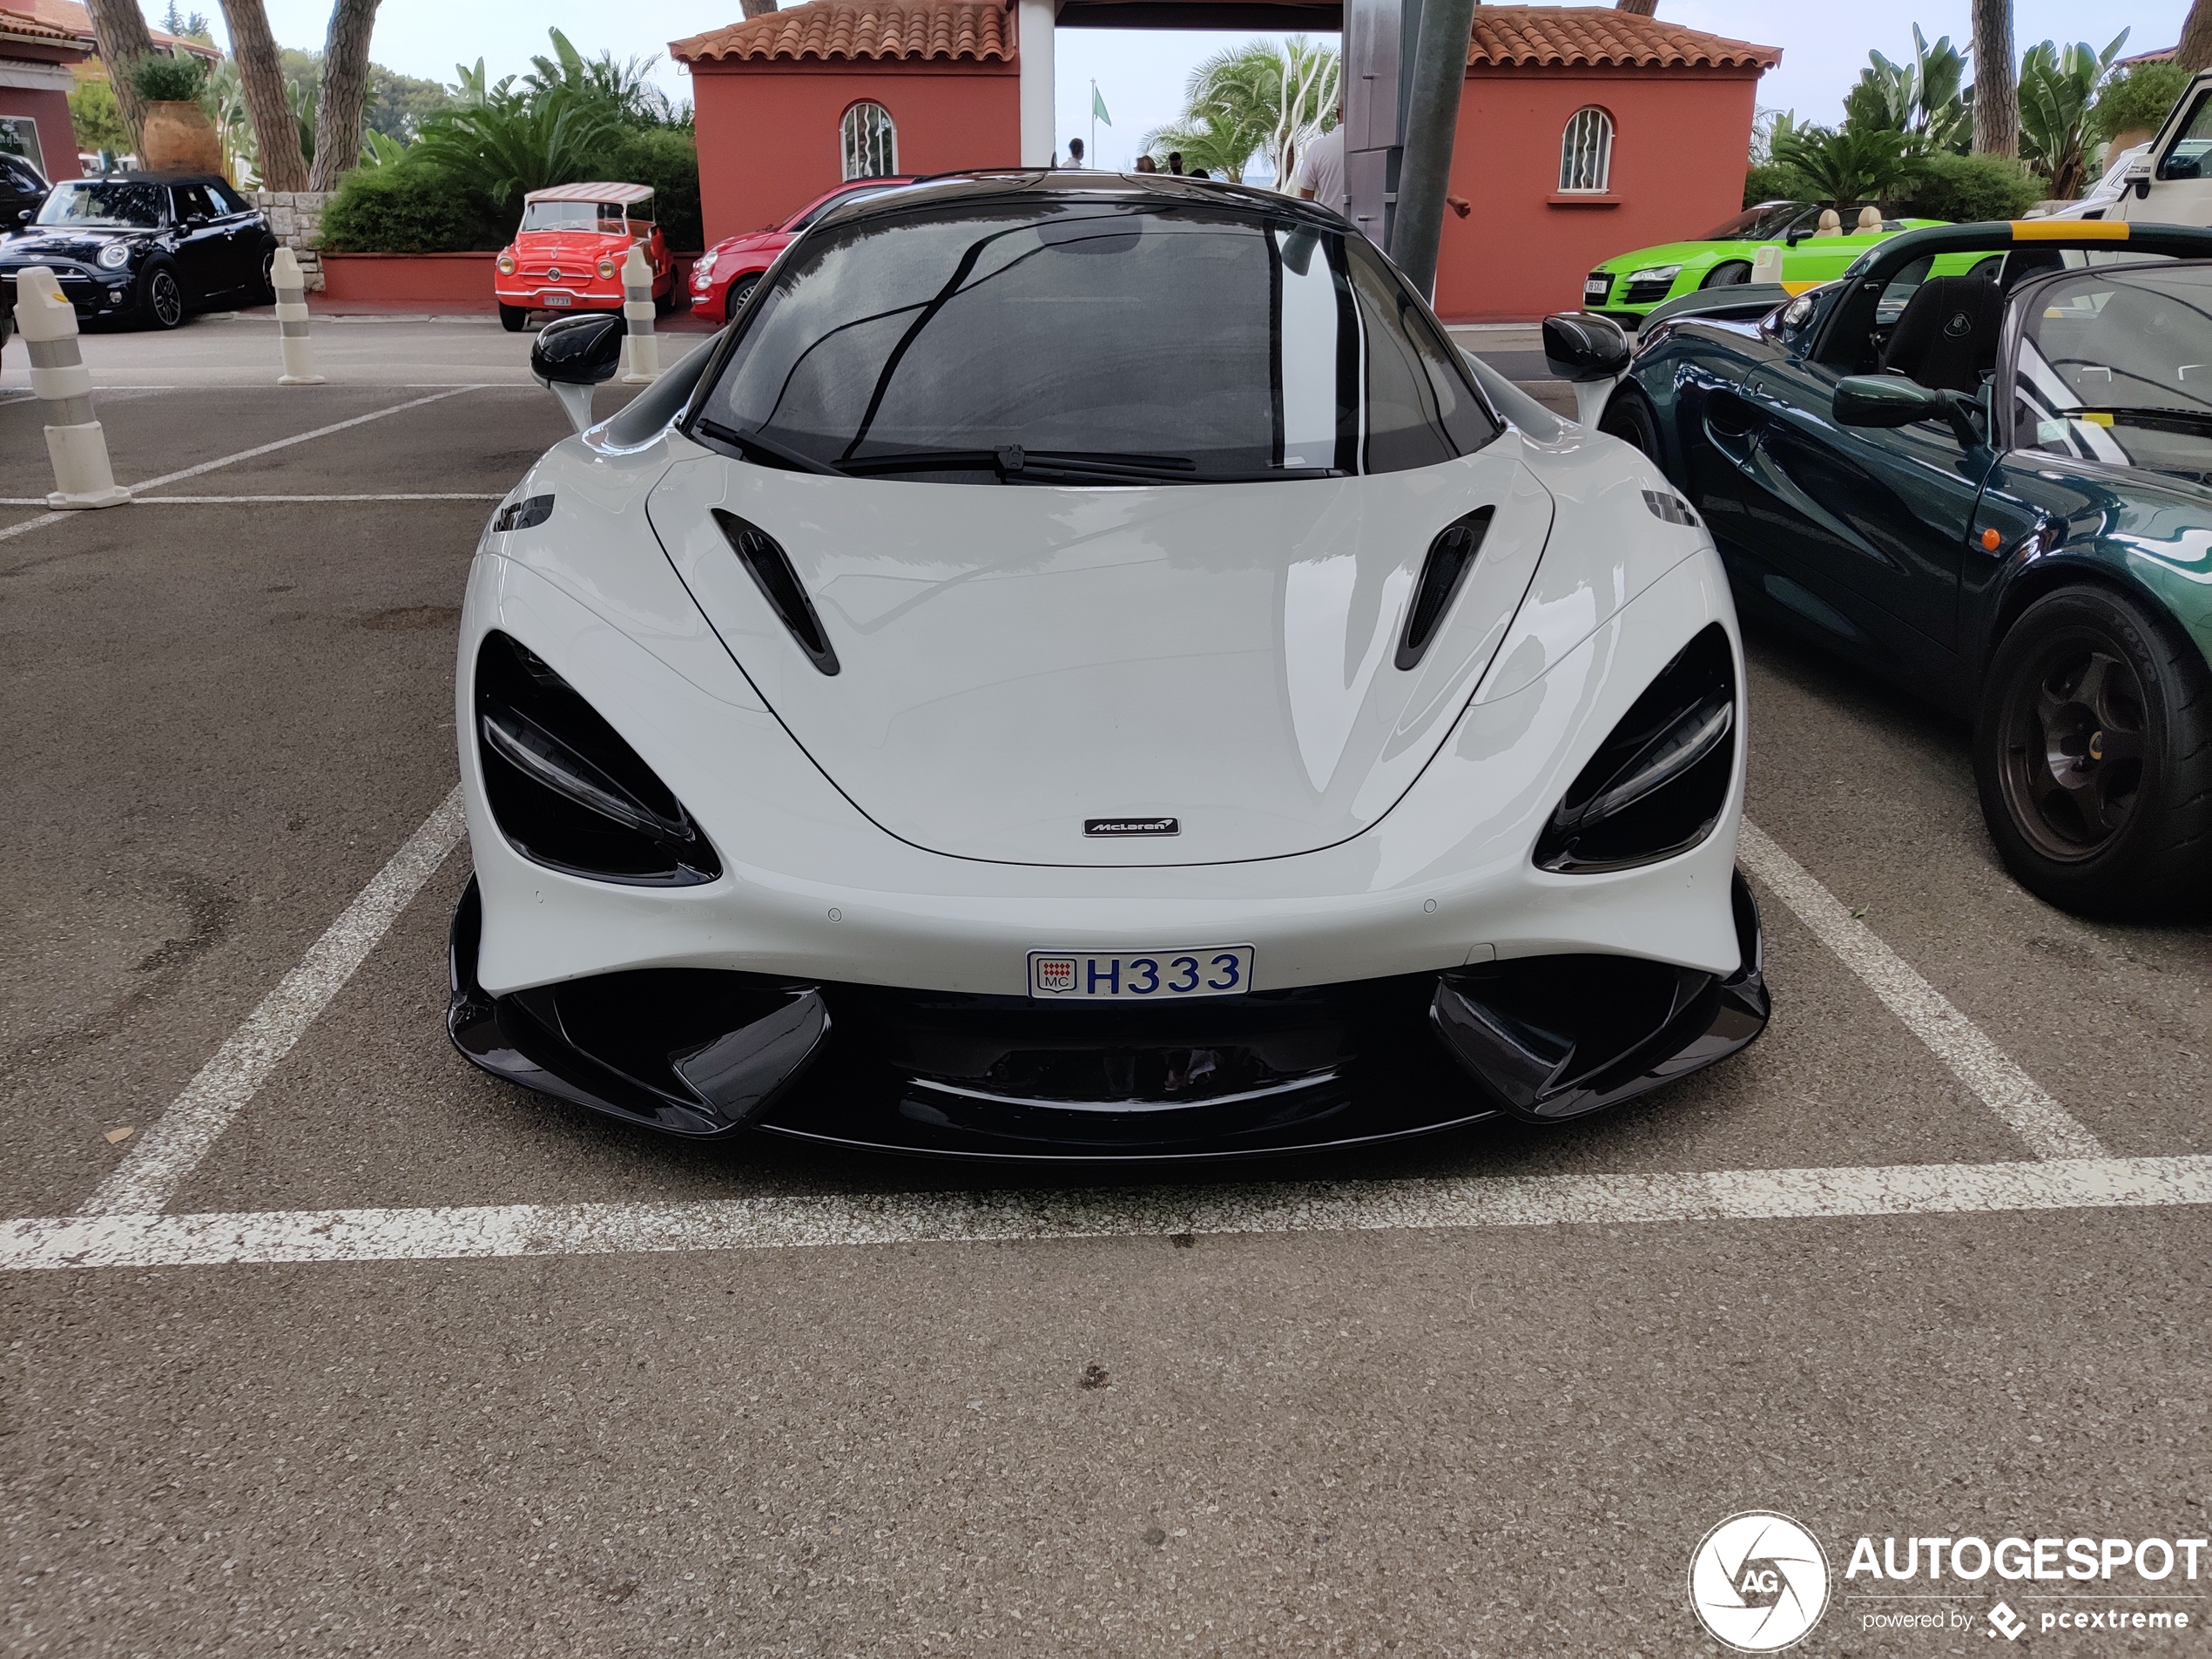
[687, 176, 915, 325]
[496, 182, 674, 333]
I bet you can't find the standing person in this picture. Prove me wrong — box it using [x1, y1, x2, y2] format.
[1166, 152, 1184, 176]
[1066, 137, 1086, 169]
[1292, 112, 1345, 215]
[1135, 154, 1157, 173]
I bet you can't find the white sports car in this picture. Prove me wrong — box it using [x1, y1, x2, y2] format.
[448, 172, 1767, 1160]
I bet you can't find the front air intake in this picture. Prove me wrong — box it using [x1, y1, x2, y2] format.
[1533, 624, 1735, 873]
[475, 631, 721, 886]
[1397, 508, 1494, 670]
[711, 509, 840, 675]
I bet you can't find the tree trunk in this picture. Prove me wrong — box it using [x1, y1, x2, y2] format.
[217, 0, 308, 191]
[739, 0, 779, 17]
[308, 0, 383, 192]
[2178, 0, 2212, 73]
[1971, 0, 2018, 158]
[81, 0, 158, 154]
[1616, 0, 1658, 14]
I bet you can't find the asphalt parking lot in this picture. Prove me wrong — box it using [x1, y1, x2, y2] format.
[3, 314, 2207, 1657]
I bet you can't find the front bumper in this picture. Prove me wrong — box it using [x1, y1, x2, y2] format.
[0, 266, 139, 320]
[448, 871, 1768, 1160]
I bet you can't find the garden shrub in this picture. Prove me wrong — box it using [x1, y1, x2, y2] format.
[1743, 162, 1802, 209]
[605, 128, 701, 251]
[1892, 152, 2044, 223]
[2090, 61, 2189, 146]
[319, 163, 502, 252]
[129, 52, 206, 103]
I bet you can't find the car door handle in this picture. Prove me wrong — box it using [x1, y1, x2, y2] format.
[1703, 387, 1764, 467]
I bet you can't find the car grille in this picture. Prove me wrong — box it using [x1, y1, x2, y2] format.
[1622, 276, 1677, 307]
[1582, 272, 1612, 306]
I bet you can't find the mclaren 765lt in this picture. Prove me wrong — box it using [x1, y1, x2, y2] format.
[448, 172, 1769, 1161]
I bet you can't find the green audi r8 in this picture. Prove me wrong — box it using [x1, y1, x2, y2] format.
[1566, 220, 2212, 916]
[1582, 200, 1949, 326]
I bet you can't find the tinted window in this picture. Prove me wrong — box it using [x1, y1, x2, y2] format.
[206, 180, 247, 215]
[2012, 266, 2212, 481]
[2158, 91, 2212, 180]
[696, 200, 1498, 483]
[175, 184, 214, 221]
[36, 181, 165, 228]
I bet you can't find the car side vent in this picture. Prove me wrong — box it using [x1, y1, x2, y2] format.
[1396, 507, 1495, 671]
[711, 509, 840, 676]
[1642, 489, 1697, 528]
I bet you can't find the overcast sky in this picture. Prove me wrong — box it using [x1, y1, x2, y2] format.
[181, 0, 2192, 173]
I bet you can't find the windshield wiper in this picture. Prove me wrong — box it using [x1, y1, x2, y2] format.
[2091, 407, 2212, 434]
[840, 445, 1340, 484]
[694, 417, 846, 476]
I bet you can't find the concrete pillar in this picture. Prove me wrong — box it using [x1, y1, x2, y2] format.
[13, 265, 130, 509]
[272, 246, 325, 385]
[1018, 0, 1055, 167]
[617, 244, 660, 385]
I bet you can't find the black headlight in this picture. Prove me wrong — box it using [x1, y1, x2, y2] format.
[1533, 624, 1735, 873]
[475, 631, 721, 886]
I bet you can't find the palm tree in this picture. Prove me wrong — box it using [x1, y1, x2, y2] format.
[1146, 39, 1339, 186]
[1972, 0, 2019, 158]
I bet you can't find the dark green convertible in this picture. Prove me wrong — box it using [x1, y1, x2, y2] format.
[1548, 221, 2212, 917]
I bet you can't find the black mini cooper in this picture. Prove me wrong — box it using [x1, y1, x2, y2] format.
[0, 172, 277, 330]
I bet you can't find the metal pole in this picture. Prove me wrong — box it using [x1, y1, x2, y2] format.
[1390, 0, 1476, 298]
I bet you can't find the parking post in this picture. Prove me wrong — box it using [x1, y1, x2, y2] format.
[272, 247, 325, 385]
[13, 265, 129, 510]
[618, 244, 659, 385]
[1751, 246, 1784, 286]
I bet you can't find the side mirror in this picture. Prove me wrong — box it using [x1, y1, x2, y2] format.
[1541, 311, 1630, 381]
[1834, 374, 1981, 445]
[530, 311, 626, 434]
[14, 208, 30, 225]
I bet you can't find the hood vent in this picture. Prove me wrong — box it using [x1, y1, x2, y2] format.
[1395, 507, 1495, 671]
[711, 509, 840, 676]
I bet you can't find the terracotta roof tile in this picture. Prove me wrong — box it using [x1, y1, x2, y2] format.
[0, 3, 94, 46]
[1467, 5, 1779, 71]
[672, 0, 1013, 64]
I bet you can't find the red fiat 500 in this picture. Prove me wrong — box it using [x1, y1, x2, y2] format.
[496, 182, 673, 333]
[688, 176, 914, 325]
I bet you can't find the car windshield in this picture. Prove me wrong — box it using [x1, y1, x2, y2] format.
[36, 181, 165, 229]
[521, 200, 637, 234]
[2012, 264, 2212, 482]
[1702, 202, 1808, 241]
[694, 199, 1499, 482]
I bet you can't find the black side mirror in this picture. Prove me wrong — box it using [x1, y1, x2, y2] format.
[1834, 374, 1981, 445]
[1541, 311, 1631, 381]
[531, 311, 627, 434]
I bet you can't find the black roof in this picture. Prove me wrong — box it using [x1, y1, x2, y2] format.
[61, 172, 232, 187]
[812, 170, 1349, 237]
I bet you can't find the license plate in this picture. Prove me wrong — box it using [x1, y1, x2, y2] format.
[1028, 947, 1254, 1001]
[541, 291, 573, 307]
[1584, 280, 1609, 300]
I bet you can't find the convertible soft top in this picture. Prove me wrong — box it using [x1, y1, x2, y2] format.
[523, 182, 654, 206]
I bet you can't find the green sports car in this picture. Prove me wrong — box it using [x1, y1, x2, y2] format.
[1582, 200, 1948, 325]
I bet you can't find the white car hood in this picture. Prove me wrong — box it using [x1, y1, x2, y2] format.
[645, 438, 1553, 866]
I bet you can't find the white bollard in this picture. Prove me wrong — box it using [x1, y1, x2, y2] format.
[1750, 244, 1785, 286]
[272, 246, 325, 385]
[13, 265, 129, 509]
[617, 243, 659, 385]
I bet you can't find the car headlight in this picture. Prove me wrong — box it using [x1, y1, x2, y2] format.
[496, 253, 516, 275]
[1626, 265, 1682, 286]
[97, 243, 129, 269]
[597, 258, 617, 280]
[1533, 624, 1735, 873]
[692, 252, 717, 282]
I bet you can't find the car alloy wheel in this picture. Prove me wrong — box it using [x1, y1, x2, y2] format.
[145, 267, 184, 329]
[1975, 586, 2212, 915]
[730, 273, 760, 313]
[257, 247, 277, 304]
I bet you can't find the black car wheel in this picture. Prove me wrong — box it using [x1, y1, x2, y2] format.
[1596, 388, 1663, 464]
[254, 246, 278, 305]
[141, 265, 185, 330]
[1703, 260, 1753, 288]
[1975, 586, 2212, 916]
[499, 302, 529, 333]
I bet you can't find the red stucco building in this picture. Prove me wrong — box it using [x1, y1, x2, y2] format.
[671, 2, 1777, 322]
[0, 2, 93, 181]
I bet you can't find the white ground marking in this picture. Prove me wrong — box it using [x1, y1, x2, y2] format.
[0, 511, 67, 543]
[83, 786, 469, 1217]
[10, 1156, 2209, 1271]
[0, 494, 503, 505]
[1737, 821, 2107, 1162]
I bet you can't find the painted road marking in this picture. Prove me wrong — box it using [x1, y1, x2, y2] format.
[0, 494, 504, 505]
[11, 1156, 2210, 1271]
[83, 786, 468, 1217]
[1737, 822, 2107, 1162]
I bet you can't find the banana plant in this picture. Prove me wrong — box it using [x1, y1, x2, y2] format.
[2019, 30, 2130, 199]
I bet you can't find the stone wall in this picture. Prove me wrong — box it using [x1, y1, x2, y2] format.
[250, 191, 335, 291]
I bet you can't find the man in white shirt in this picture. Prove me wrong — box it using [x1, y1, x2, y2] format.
[1291, 123, 1346, 217]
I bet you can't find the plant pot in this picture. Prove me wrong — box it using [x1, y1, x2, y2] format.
[139, 100, 224, 174]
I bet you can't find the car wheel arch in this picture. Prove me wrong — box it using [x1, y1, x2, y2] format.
[1981, 556, 2195, 681]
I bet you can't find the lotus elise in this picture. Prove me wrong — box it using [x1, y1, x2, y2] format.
[448, 172, 1768, 1160]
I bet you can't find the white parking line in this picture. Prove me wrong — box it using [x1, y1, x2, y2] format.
[0, 494, 503, 505]
[1736, 822, 2108, 1162]
[83, 786, 468, 1217]
[11, 1155, 2209, 1271]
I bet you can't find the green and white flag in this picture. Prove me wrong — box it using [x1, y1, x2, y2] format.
[1092, 84, 1111, 127]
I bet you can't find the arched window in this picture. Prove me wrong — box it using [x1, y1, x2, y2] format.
[842, 103, 897, 181]
[1559, 107, 1614, 193]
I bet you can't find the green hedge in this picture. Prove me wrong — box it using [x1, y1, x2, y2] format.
[1892, 152, 2044, 223]
[319, 165, 503, 253]
[606, 129, 701, 252]
[1743, 163, 1800, 208]
[2091, 61, 2189, 146]
[129, 52, 206, 103]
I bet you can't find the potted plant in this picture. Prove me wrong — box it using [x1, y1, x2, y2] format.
[130, 52, 224, 174]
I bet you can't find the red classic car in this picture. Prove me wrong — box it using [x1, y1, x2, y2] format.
[688, 176, 915, 325]
[496, 182, 674, 333]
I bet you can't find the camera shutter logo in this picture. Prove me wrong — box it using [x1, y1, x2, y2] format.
[1688, 1512, 1831, 1652]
